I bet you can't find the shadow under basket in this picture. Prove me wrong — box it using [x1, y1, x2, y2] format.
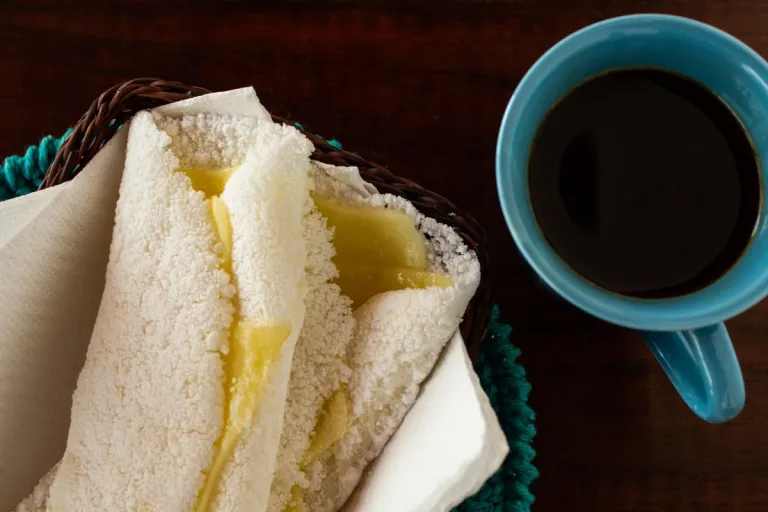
[42, 78, 492, 360]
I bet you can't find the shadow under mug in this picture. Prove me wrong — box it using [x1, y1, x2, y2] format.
[496, 14, 768, 423]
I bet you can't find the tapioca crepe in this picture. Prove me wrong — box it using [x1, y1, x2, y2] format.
[4, 88, 507, 512]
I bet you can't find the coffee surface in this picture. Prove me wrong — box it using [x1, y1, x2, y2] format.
[528, 69, 761, 297]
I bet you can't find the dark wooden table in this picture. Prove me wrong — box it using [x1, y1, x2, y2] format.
[3, 2, 768, 511]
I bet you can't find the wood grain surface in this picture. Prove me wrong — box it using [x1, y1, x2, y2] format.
[3, 2, 768, 511]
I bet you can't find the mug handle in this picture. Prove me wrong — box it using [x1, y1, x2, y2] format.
[642, 323, 745, 423]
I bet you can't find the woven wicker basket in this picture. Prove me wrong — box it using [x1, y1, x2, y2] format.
[42, 78, 492, 360]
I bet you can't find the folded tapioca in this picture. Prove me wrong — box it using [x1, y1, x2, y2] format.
[267, 165, 481, 512]
[15, 112, 481, 512]
[18, 111, 314, 512]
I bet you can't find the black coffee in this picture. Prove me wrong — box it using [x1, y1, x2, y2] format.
[528, 69, 761, 298]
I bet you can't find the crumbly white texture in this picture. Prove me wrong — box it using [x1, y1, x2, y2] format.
[15, 463, 59, 512]
[301, 168, 481, 512]
[213, 121, 312, 512]
[266, 202, 356, 512]
[48, 111, 233, 512]
[43, 111, 313, 512]
[155, 112, 278, 169]
[20, 115, 480, 512]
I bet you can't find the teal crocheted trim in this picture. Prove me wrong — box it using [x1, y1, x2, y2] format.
[0, 129, 72, 201]
[293, 122, 343, 150]
[1, 133, 537, 511]
[453, 306, 538, 512]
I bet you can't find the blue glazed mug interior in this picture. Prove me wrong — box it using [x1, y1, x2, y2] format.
[497, 14, 768, 332]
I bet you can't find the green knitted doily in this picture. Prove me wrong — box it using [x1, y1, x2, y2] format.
[1, 133, 537, 511]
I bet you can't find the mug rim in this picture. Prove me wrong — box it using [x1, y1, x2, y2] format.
[496, 13, 768, 331]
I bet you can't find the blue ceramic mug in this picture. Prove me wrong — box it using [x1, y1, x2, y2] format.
[496, 14, 768, 423]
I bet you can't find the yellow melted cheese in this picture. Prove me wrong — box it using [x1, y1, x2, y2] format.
[196, 321, 291, 512]
[180, 167, 292, 512]
[282, 387, 348, 512]
[177, 171, 452, 511]
[334, 261, 453, 307]
[312, 194, 452, 306]
[280, 194, 453, 512]
[183, 167, 238, 199]
[303, 385, 349, 467]
[313, 195, 427, 269]
[210, 196, 232, 273]
[284, 485, 306, 512]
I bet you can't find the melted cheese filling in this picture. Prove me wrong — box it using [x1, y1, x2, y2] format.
[178, 170, 452, 511]
[283, 387, 349, 512]
[282, 195, 453, 512]
[313, 194, 452, 306]
[180, 168, 291, 512]
[312, 195, 427, 269]
[184, 167, 238, 198]
[302, 385, 349, 467]
[196, 321, 290, 512]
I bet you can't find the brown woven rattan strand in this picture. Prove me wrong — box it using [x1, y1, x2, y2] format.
[42, 78, 492, 360]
